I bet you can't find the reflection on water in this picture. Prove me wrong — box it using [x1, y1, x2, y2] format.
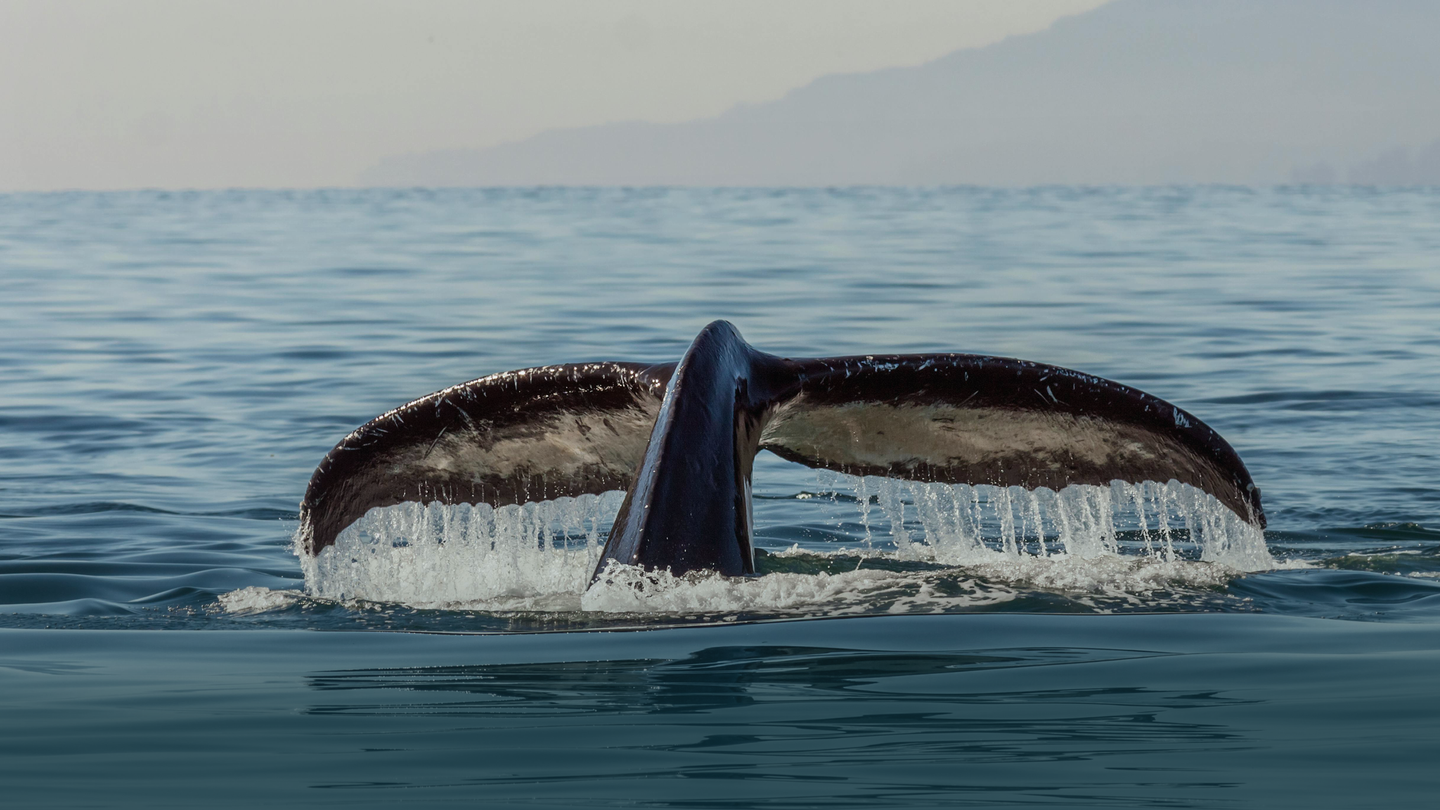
[309, 646, 1167, 708]
[306, 646, 1251, 768]
[295, 644, 1268, 804]
[4, 618, 1436, 808]
[310, 646, 1151, 713]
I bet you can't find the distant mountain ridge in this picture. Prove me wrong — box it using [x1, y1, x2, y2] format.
[362, 0, 1440, 187]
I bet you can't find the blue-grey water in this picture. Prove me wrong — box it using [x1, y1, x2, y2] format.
[2, 187, 1438, 807]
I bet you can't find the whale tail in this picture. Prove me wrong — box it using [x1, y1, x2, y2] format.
[298, 321, 1265, 583]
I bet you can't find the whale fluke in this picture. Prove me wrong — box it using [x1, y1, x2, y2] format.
[298, 321, 1265, 584]
[299, 361, 675, 558]
[765, 354, 1262, 524]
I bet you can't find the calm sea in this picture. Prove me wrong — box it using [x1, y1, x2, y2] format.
[2, 187, 1438, 807]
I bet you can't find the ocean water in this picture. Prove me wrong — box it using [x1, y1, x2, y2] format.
[2, 187, 1438, 807]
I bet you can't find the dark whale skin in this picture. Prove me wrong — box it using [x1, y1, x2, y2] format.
[594, 321, 798, 580]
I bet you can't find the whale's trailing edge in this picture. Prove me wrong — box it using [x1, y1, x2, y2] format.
[299, 321, 1265, 583]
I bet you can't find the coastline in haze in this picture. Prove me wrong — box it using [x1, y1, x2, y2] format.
[365, 0, 1440, 188]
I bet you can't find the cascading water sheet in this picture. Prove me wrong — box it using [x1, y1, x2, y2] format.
[271, 473, 1280, 624]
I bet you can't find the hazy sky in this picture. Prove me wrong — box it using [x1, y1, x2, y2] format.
[0, 0, 1109, 191]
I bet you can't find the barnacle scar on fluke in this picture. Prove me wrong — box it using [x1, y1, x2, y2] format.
[298, 320, 1265, 587]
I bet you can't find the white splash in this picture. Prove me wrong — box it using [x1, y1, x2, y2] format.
[218, 585, 305, 614]
[292, 478, 1275, 614]
[581, 562, 1015, 615]
[297, 492, 623, 609]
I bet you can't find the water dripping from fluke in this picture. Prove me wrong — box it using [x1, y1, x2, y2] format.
[280, 479, 1274, 620]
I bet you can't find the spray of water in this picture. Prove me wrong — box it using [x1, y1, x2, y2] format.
[829, 474, 1273, 571]
[296, 492, 623, 609]
[279, 477, 1274, 616]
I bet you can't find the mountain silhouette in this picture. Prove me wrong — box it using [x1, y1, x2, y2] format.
[362, 0, 1440, 187]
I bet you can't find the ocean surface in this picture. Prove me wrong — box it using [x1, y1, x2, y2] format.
[2, 186, 1438, 807]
